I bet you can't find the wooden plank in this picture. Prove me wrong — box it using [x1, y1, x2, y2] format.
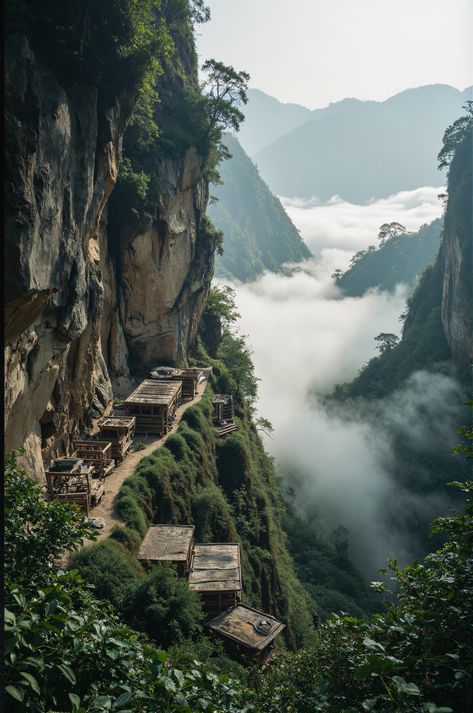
[206, 604, 285, 651]
[138, 525, 194, 562]
[189, 544, 241, 592]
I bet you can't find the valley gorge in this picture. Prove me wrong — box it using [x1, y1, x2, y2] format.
[4, 3, 473, 712]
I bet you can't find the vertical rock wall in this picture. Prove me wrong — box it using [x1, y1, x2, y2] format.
[440, 132, 473, 375]
[4, 34, 214, 476]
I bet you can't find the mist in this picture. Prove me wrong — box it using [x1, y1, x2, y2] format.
[281, 185, 444, 270]
[220, 187, 461, 576]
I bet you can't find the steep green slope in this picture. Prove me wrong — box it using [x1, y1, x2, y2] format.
[336, 218, 443, 297]
[332, 120, 472, 400]
[253, 84, 469, 201]
[209, 134, 312, 282]
[333, 260, 451, 401]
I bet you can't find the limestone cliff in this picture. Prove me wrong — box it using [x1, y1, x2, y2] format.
[101, 147, 213, 387]
[4, 31, 214, 475]
[440, 130, 472, 374]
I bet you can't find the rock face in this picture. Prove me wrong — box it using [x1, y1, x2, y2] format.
[102, 147, 213, 382]
[440, 132, 472, 375]
[4, 34, 214, 476]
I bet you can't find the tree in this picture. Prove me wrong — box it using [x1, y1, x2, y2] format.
[377, 222, 407, 246]
[199, 285, 240, 357]
[201, 60, 250, 136]
[4, 451, 93, 587]
[438, 101, 473, 171]
[201, 59, 250, 182]
[374, 332, 399, 354]
[331, 268, 344, 281]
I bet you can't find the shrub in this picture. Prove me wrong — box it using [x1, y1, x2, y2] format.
[192, 484, 237, 542]
[115, 494, 149, 537]
[109, 526, 142, 554]
[123, 563, 204, 648]
[71, 540, 142, 609]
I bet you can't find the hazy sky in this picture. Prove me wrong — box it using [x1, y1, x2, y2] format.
[196, 0, 472, 108]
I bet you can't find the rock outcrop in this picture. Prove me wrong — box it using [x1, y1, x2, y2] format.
[102, 147, 213, 383]
[440, 131, 472, 374]
[4, 33, 214, 476]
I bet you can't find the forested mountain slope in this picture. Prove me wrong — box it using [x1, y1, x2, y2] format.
[209, 133, 312, 281]
[253, 84, 471, 201]
[336, 218, 443, 297]
[332, 113, 472, 399]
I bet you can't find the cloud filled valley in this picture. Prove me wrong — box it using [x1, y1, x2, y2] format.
[281, 185, 444, 270]
[221, 187, 463, 576]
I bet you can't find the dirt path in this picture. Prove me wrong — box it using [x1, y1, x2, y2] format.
[86, 369, 211, 544]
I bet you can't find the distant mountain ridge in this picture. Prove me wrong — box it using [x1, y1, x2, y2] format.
[240, 84, 472, 202]
[209, 133, 312, 282]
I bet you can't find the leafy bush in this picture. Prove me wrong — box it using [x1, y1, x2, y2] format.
[123, 563, 204, 648]
[71, 540, 142, 609]
[192, 483, 237, 542]
[115, 493, 149, 537]
[258, 480, 473, 713]
[4, 451, 92, 586]
[4, 454, 255, 712]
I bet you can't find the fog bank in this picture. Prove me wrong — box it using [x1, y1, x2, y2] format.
[281, 186, 444, 270]
[220, 187, 460, 576]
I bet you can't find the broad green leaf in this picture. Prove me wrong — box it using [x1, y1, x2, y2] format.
[69, 692, 81, 710]
[6, 685, 25, 702]
[114, 691, 132, 707]
[58, 663, 77, 684]
[20, 670, 40, 693]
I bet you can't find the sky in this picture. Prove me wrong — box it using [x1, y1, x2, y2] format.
[196, 0, 473, 108]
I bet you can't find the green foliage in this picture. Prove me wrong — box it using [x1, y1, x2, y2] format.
[438, 101, 473, 171]
[7, 0, 172, 102]
[199, 284, 240, 357]
[4, 456, 255, 712]
[374, 332, 400, 354]
[200, 213, 224, 255]
[283, 505, 383, 621]
[332, 261, 451, 401]
[209, 133, 312, 281]
[115, 493, 149, 538]
[336, 218, 443, 297]
[123, 564, 204, 648]
[378, 221, 408, 246]
[70, 540, 143, 609]
[258, 481, 473, 712]
[192, 483, 237, 541]
[218, 332, 259, 409]
[4, 451, 93, 587]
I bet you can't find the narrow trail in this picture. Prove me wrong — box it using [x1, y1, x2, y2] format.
[86, 369, 212, 544]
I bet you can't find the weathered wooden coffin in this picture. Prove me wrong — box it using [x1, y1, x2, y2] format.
[124, 380, 182, 435]
[45, 458, 95, 515]
[206, 604, 285, 667]
[138, 524, 195, 576]
[73, 440, 115, 477]
[189, 543, 242, 617]
[150, 366, 204, 400]
[97, 416, 135, 461]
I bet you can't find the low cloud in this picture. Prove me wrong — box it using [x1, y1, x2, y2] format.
[281, 186, 444, 270]
[221, 251, 461, 576]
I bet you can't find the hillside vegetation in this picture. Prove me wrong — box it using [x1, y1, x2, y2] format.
[209, 134, 312, 281]
[336, 219, 443, 297]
